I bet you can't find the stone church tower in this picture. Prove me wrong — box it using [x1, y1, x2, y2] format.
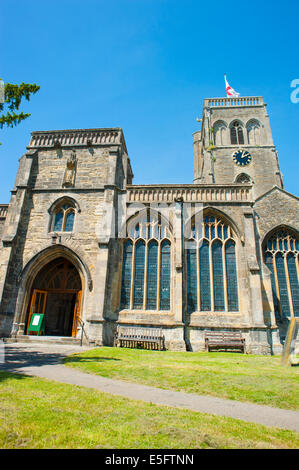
[193, 97, 283, 197]
[0, 96, 298, 354]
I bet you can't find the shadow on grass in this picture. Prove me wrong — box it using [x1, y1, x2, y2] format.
[0, 370, 30, 383]
[63, 356, 121, 365]
[0, 344, 120, 383]
[0, 345, 69, 382]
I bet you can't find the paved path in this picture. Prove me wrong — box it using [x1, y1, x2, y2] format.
[1, 342, 299, 433]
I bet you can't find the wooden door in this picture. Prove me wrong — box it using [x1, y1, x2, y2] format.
[27, 289, 48, 334]
[72, 290, 82, 337]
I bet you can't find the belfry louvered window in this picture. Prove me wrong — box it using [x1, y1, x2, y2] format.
[120, 210, 172, 310]
[264, 229, 299, 319]
[230, 121, 244, 145]
[186, 214, 239, 313]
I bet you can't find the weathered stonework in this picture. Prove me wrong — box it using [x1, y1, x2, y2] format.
[0, 98, 298, 355]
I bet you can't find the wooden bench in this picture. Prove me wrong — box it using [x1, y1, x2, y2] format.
[114, 326, 164, 351]
[205, 330, 245, 353]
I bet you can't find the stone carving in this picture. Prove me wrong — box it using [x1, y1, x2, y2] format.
[62, 150, 77, 187]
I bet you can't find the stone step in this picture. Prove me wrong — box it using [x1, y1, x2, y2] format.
[3, 335, 82, 346]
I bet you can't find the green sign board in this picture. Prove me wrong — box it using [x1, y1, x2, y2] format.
[27, 313, 45, 335]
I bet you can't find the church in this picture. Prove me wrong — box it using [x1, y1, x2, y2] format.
[0, 95, 298, 354]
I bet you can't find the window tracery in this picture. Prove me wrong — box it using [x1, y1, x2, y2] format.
[51, 200, 76, 232]
[264, 229, 299, 319]
[186, 213, 239, 313]
[120, 210, 171, 311]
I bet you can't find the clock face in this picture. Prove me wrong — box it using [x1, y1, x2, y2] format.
[232, 149, 252, 166]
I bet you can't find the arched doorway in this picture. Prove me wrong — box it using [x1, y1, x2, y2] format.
[26, 257, 82, 337]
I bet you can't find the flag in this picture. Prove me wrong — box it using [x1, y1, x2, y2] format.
[224, 74, 240, 97]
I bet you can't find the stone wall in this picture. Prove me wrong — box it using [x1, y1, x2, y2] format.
[0, 109, 297, 355]
[0, 219, 5, 240]
[254, 188, 299, 241]
[194, 97, 283, 198]
[0, 129, 129, 339]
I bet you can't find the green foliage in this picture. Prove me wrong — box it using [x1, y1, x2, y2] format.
[0, 80, 40, 130]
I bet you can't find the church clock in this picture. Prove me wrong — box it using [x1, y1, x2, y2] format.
[232, 149, 252, 166]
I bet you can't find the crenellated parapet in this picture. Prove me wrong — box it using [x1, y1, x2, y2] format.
[28, 128, 128, 153]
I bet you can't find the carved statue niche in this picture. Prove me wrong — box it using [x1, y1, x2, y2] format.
[62, 150, 77, 187]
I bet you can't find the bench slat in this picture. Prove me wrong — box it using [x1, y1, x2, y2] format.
[205, 330, 245, 353]
[115, 326, 164, 351]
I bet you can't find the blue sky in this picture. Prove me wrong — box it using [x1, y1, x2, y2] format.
[0, 0, 298, 202]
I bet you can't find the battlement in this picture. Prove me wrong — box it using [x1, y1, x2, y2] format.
[28, 128, 128, 153]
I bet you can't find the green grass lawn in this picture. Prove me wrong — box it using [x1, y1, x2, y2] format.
[0, 371, 298, 449]
[63, 347, 299, 410]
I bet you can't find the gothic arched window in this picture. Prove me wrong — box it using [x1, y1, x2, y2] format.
[235, 173, 251, 184]
[247, 120, 261, 145]
[213, 121, 227, 146]
[120, 209, 172, 311]
[264, 229, 299, 319]
[186, 213, 239, 313]
[160, 240, 171, 310]
[52, 201, 76, 232]
[230, 121, 244, 145]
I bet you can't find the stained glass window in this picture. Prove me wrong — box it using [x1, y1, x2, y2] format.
[54, 210, 63, 231]
[160, 240, 171, 310]
[52, 202, 75, 232]
[264, 252, 279, 319]
[65, 210, 75, 232]
[120, 240, 133, 309]
[133, 241, 145, 309]
[199, 240, 211, 311]
[225, 240, 238, 311]
[264, 229, 299, 318]
[212, 240, 225, 311]
[187, 244, 197, 313]
[287, 254, 299, 317]
[121, 209, 171, 311]
[186, 213, 238, 313]
[276, 253, 291, 318]
[146, 241, 158, 310]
